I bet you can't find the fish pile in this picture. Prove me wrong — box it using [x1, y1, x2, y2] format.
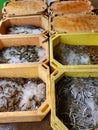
[0, 45, 46, 63]
[56, 76, 98, 130]
[0, 78, 46, 112]
[54, 43, 98, 65]
[7, 25, 44, 34]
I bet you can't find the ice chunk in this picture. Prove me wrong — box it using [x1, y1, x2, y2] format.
[19, 82, 46, 110]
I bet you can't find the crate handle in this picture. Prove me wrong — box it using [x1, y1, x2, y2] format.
[53, 70, 58, 77]
[41, 104, 49, 113]
[43, 58, 48, 64]
[43, 30, 49, 36]
[51, 61, 58, 69]
[2, 7, 6, 14]
[3, 1, 9, 7]
[42, 64, 48, 70]
[42, 37, 49, 43]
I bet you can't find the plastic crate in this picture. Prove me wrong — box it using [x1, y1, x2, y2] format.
[50, 14, 98, 34]
[0, 0, 8, 11]
[2, 0, 47, 17]
[0, 15, 48, 36]
[0, 63, 50, 123]
[51, 69, 98, 130]
[50, 33, 98, 70]
[0, 35, 49, 66]
[49, 0, 93, 16]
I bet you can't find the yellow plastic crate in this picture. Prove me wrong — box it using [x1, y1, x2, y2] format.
[0, 63, 50, 123]
[50, 33, 98, 70]
[51, 68, 98, 130]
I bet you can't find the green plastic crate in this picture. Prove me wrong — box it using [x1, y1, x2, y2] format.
[0, 0, 8, 11]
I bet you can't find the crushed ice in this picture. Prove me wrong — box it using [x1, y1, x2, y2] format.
[56, 77, 98, 130]
[0, 45, 46, 63]
[0, 78, 46, 111]
[54, 43, 90, 65]
[7, 25, 44, 34]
